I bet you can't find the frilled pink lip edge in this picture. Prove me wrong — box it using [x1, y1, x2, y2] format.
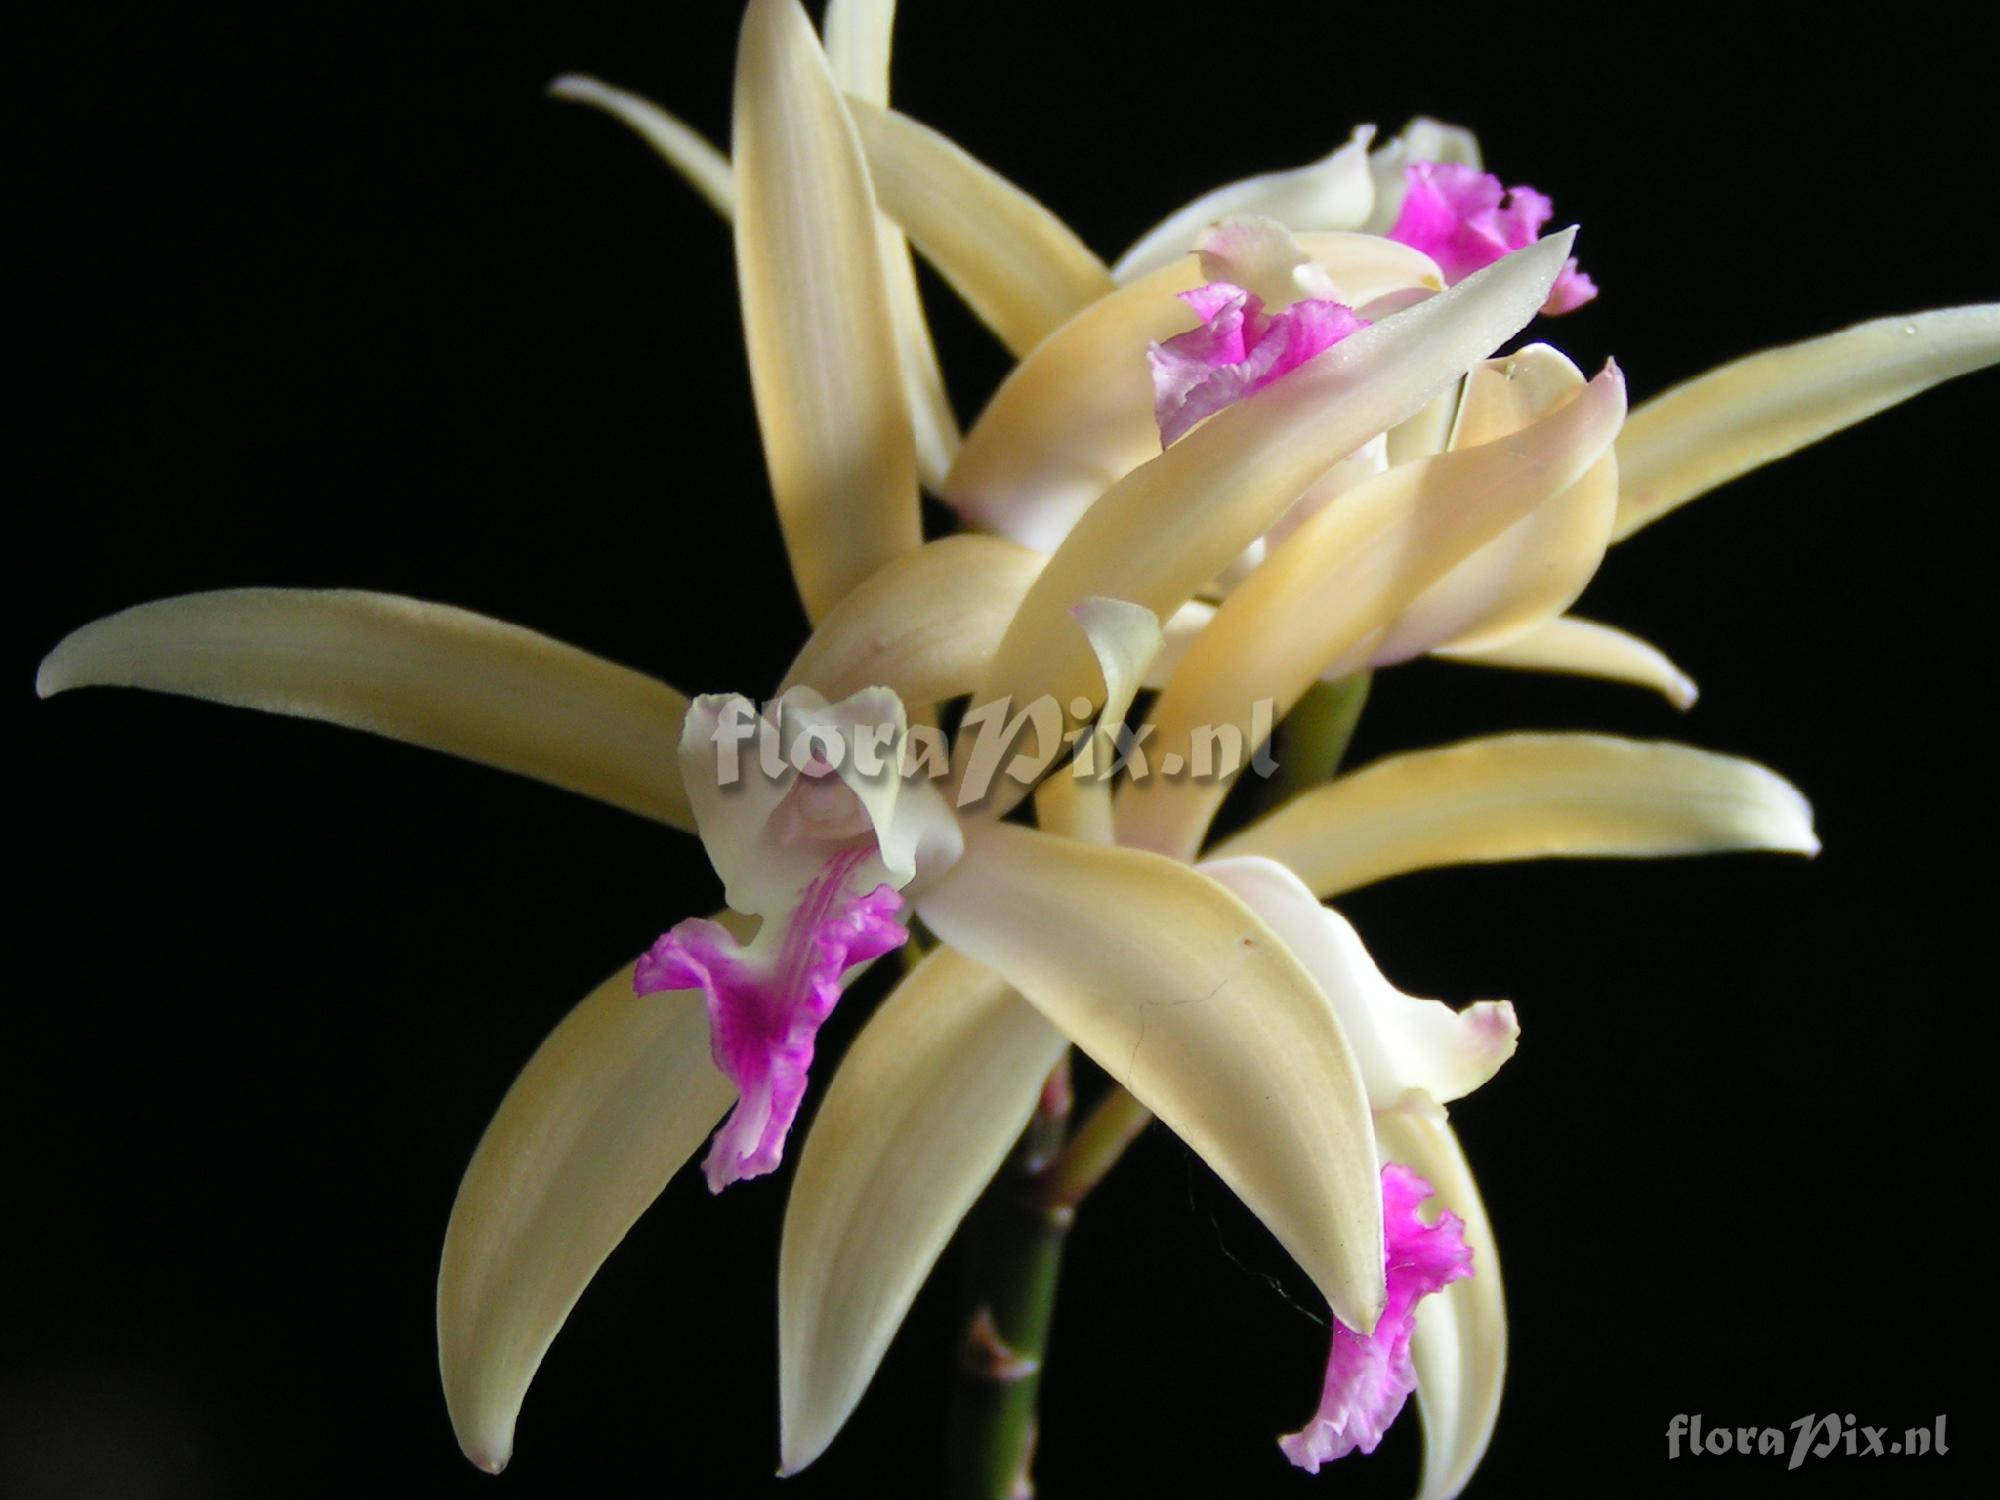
[1149, 283, 1368, 447]
[636, 848, 907, 1192]
[1387, 160, 1596, 315]
[1280, 1162, 1473, 1472]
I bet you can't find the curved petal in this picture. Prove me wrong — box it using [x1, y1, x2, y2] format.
[735, 0, 919, 621]
[1069, 596, 1163, 777]
[1613, 304, 2000, 540]
[780, 535, 1044, 708]
[778, 946, 1066, 1473]
[961, 232, 1579, 818]
[917, 822, 1386, 1333]
[946, 233, 1444, 553]
[1117, 362, 1626, 860]
[1113, 127, 1377, 283]
[548, 74, 735, 217]
[1376, 1097, 1506, 1500]
[1377, 345, 1619, 661]
[37, 588, 695, 828]
[438, 960, 740, 1472]
[824, 0, 959, 489]
[1202, 858, 1516, 1111]
[1211, 733, 1818, 898]
[1436, 615, 1698, 709]
[846, 99, 1114, 356]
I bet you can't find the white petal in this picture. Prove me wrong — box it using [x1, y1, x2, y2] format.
[1212, 733, 1819, 898]
[1436, 615, 1698, 708]
[917, 823, 1385, 1332]
[734, 0, 919, 621]
[1376, 1096, 1506, 1500]
[1201, 858, 1516, 1110]
[439, 962, 738, 1472]
[1614, 304, 2000, 540]
[779, 946, 1066, 1472]
[1113, 127, 1377, 283]
[37, 588, 695, 828]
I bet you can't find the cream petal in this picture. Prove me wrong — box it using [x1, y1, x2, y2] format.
[822, 0, 896, 99]
[1436, 615, 1698, 709]
[1385, 379, 1464, 466]
[1068, 596, 1163, 778]
[823, 0, 960, 490]
[917, 823, 1386, 1333]
[37, 588, 695, 829]
[1376, 1096, 1506, 1500]
[1116, 360, 1625, 860]
[1112, 127, 1377, 283]
[778, 946, 1066, 1473]
[1376, 345, 1620, 662]
[438, 961, 739, 1473]
[1212, 733, 1818, 898]
[1613, 304, 2000, 540]
[548, 74, 735, 217]
[846, 98, 1114, 357]
[1143, 600, 1215, 690]
[945, 233, 1444, 553]
[961, 233, 1576, 819]
[780, 535, 1045, 709]
[735, 0, 919, 622]
[1200, 858, 1517, 1110]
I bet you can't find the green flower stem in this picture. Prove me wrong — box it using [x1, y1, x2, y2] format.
[944, 1057, 1074, 1500]
[943, 678, 1375, 1493]
[1257, 673, 1372, 812]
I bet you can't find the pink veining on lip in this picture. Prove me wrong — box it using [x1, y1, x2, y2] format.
[1149, 283, 1368, 447]
[636, 845, 908, 1191]
[1279, 1163, 1474, 1472]
[1387, 161, 1597, 315]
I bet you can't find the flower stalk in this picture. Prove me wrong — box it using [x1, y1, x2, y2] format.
[944, 1058, 1074, 1499]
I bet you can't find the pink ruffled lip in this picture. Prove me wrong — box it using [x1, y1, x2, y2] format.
[1387, 160, 1597, 316]
[636, 846, 908, 1191]
[1149, 283, 1368, 447]
[1279, 1162, 1473, 1472]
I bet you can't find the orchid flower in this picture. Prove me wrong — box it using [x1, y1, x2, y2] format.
[37, 2, 2000, 1497]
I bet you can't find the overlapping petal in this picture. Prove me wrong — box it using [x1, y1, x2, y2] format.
[960, 233, 1579, 817]
[1117, 360, 1626, 860]
[916, 822, 1386, 1333]
[734, 0, 919, 620]
[946, 233, 1443, 552]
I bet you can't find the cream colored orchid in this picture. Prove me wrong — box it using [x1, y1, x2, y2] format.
[37, 2, 1998, 1497]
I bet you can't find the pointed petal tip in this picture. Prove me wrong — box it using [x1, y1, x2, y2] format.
[545, 72, 595, 100]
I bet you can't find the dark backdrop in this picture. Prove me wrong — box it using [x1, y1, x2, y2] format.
[11, 3, 1994, 1497]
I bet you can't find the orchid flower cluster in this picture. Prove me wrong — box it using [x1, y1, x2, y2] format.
[37, 1, 1998, 1494]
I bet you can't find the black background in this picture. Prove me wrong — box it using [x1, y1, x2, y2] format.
[11, 2, 1995, 1496]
